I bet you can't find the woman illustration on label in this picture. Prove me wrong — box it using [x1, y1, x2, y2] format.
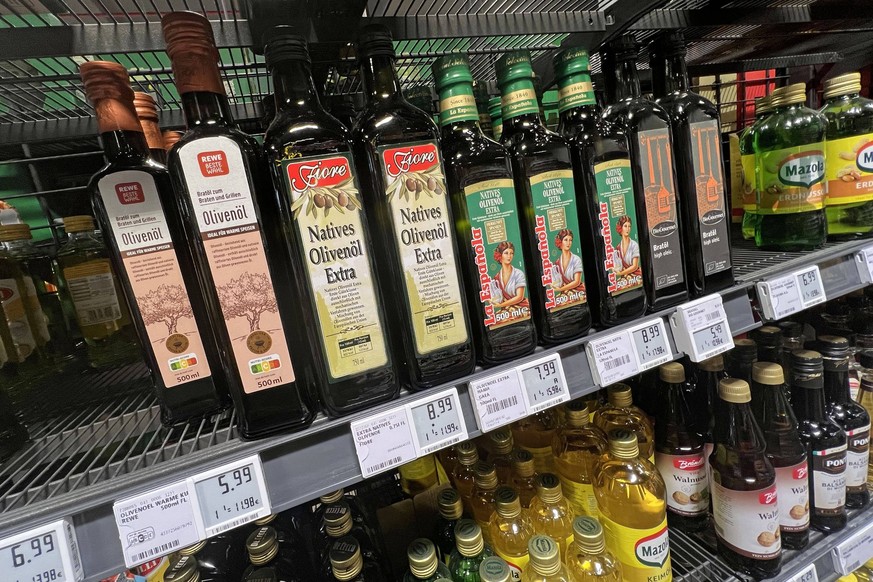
[490, 241, 529, 311]
[551, 229, 585, 296]
[612, 215, 642, 287]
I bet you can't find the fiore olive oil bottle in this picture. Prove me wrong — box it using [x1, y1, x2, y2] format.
[433, 55, 537, 364]
[352, 24, 474, 389]
[820, 72, 873, 238]
[601, 35, 688, 312]
[754, 83, 828, 250]
[740, 96, 773, 240]
[78, 61, 227, 424]
[554, 47, 647, 326]
[262, 30, 398, 416]
[162, 12, 314, 437]
[495, 50, 591, 343]
[651, 33, 733, 297]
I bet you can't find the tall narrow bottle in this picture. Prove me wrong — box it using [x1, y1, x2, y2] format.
[262, 30, 398, 416]
[404, 539, 453, 582]
[133, 92, 167, 164]
[565, 516, 622, 582]
[489, 430, 516, 485]
[601, 35, 688, 311]
[161, 12, 313, 436]
[79, 61, 227, 424]
[693, 355, 727, 459]
[495, 50, 592, 343]
[592, 383, 654, 461]
[726, 338, 761, 421]
[512, 409, 558, 473]
[352, 24, 474, 388]
[433, 55, 537, 364]
[435, 488, 465, 562]
[488, 486, 536, 579]
[454, 442, 480, 512]
[710, 378, 781, 578]
[330, 536, 384, 582]
[471, 462, 500, 544]
[554, 47, 647, 326]
[740, 96, 772, 240]
[752, 325, 785, 371]
[551, 399, 608, 517]
[449, 519, 495, 582]
[511, 449, 539, 508]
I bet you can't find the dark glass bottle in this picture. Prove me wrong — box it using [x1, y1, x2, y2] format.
[650, 32, 733, 297]
[316, 501, 390, 579]
[752, 326, 785, 370]
[351, 24, 474, 389]
[178, 533, 248, 582]
[435, 488, 465, 562]
[601, 35, 688, 312]
[791, 350, 848, 533]
[242, 527, 301, 581]
[0, 385, 27, 461]
[161, 12, 314, 437]
[432, 54, 537, 364]
[79, 60, 227, 424]
[693, 355, 727, 454]
[164, 555, 202, 582]
[756, 362, 810, 550]
[725, 338, 760, 422]
[495, 50, 591, 343]
[554, 47, 646, 326]
[819, 335, 870, 509]
[262, 30, 398, 416]
[134, 92, 168, 164]
[330, 536, 386, 582]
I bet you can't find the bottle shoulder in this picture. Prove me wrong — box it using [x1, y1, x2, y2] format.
[656, 91, 719, 124]
[603, 97, 672, 131]
[354, 101, 439, 145]
[264, 110, 352, 157]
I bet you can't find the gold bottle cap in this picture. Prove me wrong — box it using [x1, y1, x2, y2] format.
[565, 400, 590, 426]
[438, 488, 463, 520]
[719, 378, 752, 404]
[479, 556, 511, 582]
[456, 441, 479, 466]
[607, 429, 639, 459]
[323, 502, 353, 537]
[573, 516, 606, 554]
[454, 519, 485, 557]
[330, 536, 363, 581]
[490, 430, 514, 455]
[494, 486, 522, 518]
[253, 513, 277, 526]
[474, 461, 499, 489]
[246, 526, 279, 565]
[607, 383, 633, 407]
[528, 535, 561, 576]
[178, 539, 207, 556]
[63, 215, 96, 233]
[755, 95, 772, 115]
[407, 538, 439, 578]
[772, 83, 807, 107]
[0, 223, 32, 242]
[164, 555, 200, 582]
[752, 362, 784, 386]
[698, 355, 725, 372]
[320, 489, 345, 504]
[535, 473, 564, 504]
[824, 72, 862, 100]
[659, 362, 685, 383]
[512, 449, 535, 477]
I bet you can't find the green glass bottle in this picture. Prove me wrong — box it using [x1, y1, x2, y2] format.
[754, 83, 828, 250]
[449, 519, 495, 582]
[489, 98, 503, 142]
[740, 96, 773, 240]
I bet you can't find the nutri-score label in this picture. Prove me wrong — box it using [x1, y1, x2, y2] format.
[178, 137, 294, 393]
[379, 141, 469, 356]
[811, 443, 847, 516]
[97, 170, 212, 387]
[655, 451, 709, 517]
[825, 135, 873, 205]
[712, 479, 781, 560]
[758, 143, 825, 214]
[689, 120, 732, 275]
[600, 514, 671, 582]
[464, 178, 532, 330]
[282, 153, 389, 381]
[847, 424, 870, 494]
[0, 277, 35, 362]
[774, 461, 810, 532]
[593, 159, 644, 296]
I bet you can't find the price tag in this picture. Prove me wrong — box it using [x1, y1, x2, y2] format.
[189, 455, 271, 538]
[786, 563, 817, 582]
[856, 245, 873, 284]
[757, 265, 827, 320]
[586, 330, 637, 386]
[351, 406, 417, 477]
[518, 354, 570, 413]
[796, 265, 826, 307]
[468, 369, 527, 431]
[407, 388, 468, 455]
[832, 518, 873, 574]
[670, 294, 734, 362]
[0, 520, 83, 582]
[628, 318, 673, 371]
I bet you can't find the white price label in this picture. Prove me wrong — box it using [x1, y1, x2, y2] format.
[351, 406, 418, 477]
[408, 388, 468, 455]
[586, 330, 637, 386]
[786, 563, 817, 582]
[857, 245, 873, 284]
[670, 294, 734, 362]
[757, 265, 827, 320]
[468, 369, 527, 431]
[190, 455, 271, 538]
[832, 518, 873, 574]
[113, 481, 199, 568]
[0, 520, 83, 582]
[628, 318, 673, 371]
[796, 265, 826, 307]
[518, 354, 570, 413]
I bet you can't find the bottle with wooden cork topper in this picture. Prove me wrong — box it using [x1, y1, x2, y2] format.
[161, 11, 314, 437]
[163, 130, 183, 153]
[133, 92, 167, 164]
[78, 61, 228, 423]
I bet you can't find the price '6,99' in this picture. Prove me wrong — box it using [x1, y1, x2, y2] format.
[0, 520, 83, 582]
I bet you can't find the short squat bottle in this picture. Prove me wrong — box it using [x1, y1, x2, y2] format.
[565, 516, 622, 582]
[404, 538, 452, 582]
[592, 383, 655, 461]
[435, 488, 465, 562]
[528, 473, 575, 557]
[521, 535, 573, 582]
[449, 519, 495, 582]
[552, 399, 608, 517]
[489, 486, 536, 578]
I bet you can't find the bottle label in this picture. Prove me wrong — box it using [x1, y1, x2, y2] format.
[774, 461, 810, 532]
[711, 479, 781, 559]
[439, 93, 478, 126]
[378, 141, 469, 356]
[689, 119, 731, 275]
[97, 171, 213, 387]
[0, 278, 36, 362]
[529, 169, 587, 312]
[501, 88, 539, 120]
[593, 159, 644, 297]
[846, 424, 870, 493]
[178, 137, 294, 392]
[655, 451, 709, 516]
[21, 278, 49, 343]
[636, 128, 684, 290]
[464, 178, 532, 330]
[558, 475, 598, 518]
[811, 443, 847, 514]
[282, 153, 390, 380]
[741, 152, 757, 211]
[758, 144, 825, 214]
[599, 514, 671, 582]
[64, 261, 122, 327]
[493, 549, 527, 580]
[557, 79, 595, 112]
[824, 134, 873, 205]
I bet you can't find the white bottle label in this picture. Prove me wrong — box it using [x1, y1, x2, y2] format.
[0, 278, 36, 361]
[811, 444, 847, 515]
[655, 451, 709, 516]
[21, 278, 49, 343]
[846, 425, 869, 493]
[712, 479, 781, 559]
[774, 461, 810, 532]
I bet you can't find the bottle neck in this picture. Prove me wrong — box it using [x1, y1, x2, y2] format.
[653, 53, 689, 97]
[823, 364, 851, 404]
[180, 91, 234, 128]
[437, 80, 480, 128]
[612, 58, 642, 100]
[715, 401, 764, 448]
[271, 60, 323, 114]
[101, 129, 152, 162]
[556, 71, 596, 114]
[360, 55, 403, 104]
[499, 77, 542, 128]
[792, 385, 827, 420]
[66, 230, 97, 243]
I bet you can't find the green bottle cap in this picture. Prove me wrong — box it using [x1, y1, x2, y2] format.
[495, 50, 534, 86]
[488, 97, 502, 118]
[495, 50, 539, 120]
[432, 54, 473, 90]
[552, 47, 590, 79]
[432, 54, 479, 126]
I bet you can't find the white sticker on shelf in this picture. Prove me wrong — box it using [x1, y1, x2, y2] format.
[113, 481, 199, 568]
[189, 455, 271, 538]
[786, 563, 818, 582]
[628, 318, 674, 371]
[407, 388, 468, 456]
[856, 245, 873, 284]
[468, 369, 527, 432]
[518, 353, 570, 414]
[586, 330, 638, 387]
[670, 294, 734, 362]
[757, 265, 827, 320]
[832, 517, 873, 574]
[351, 406, 418, 477]
[0, 519, 84, 582]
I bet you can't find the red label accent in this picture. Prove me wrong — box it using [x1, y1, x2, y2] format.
[673, 455, 705, 471]
[0, 286, 13, 301]
[136, 559, 163, 574]
[115, 182, 145, 205]
[197, 150, 230, 177]
[794, 464, 809, 480]
[382, 143, 439, 178]
[286, 156, 350, 192]
[759, 486, 778, 505]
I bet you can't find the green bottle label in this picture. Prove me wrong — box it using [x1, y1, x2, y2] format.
[557, 73, 596, 113]
[529, 169, 587, 312]
[439, 85, 479, 126]
[464, 178, 532, 330]
[501, 80, 540, 120]
[593, 159, 644, 296]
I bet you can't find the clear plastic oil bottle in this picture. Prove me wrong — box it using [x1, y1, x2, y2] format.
[552, 399, 607, 517]
[565, 516, 622, 582]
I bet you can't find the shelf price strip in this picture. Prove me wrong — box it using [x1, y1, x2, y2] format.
[0, 519, 84, 582]
[352, 388, 468, 477]
[756, 264, 827, 321]
[587, 318, 674, 387]
[856, 245, 873, 285]
[832, 517, 873, 574]
[786, 563, 818, 582]
[670, 294, 734, 363]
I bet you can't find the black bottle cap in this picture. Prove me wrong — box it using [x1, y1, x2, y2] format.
[860, 351, 873, 369]
[650, 31, 686, 60]
[791, 349, 824, 375]
[815, 334, 851, 356]
[605, 34, 639, 61]
[264, 26, 310, 68]
[729, 338, 758, 362]
[778, 321, 803, 338]
[357, 23, 395, 60]
[751, 326, 782, 348]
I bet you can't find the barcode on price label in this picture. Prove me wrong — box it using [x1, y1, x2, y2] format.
[367, 456, 402, 475]
[469, 369, 527, 431]
[586, 331, 638, 386]
[604, 354, 631, 370]
[351, 407, 417, 477]
[487, 395, 519, 415]
[705, 310, 721, 322]
[133, 539, 181, 564]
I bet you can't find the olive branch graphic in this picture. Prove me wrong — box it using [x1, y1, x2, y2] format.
[386, 166, 445, 203]
[290, 175, 361, 219]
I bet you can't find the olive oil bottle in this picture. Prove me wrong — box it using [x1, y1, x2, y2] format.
[488, 486, 536, 579]
[565, 517, 622, 582]
[528, 474, 574, 557]
[489, 98, 503, 142]
[592, 383, 655, 461]
[352, 24, 474, 389]
[740, 96, 773, 240]
[554, 47, 647, 326]
[433, 55, 537, 364]
[262, 30, 398, 416]
[495, 50, 591, 343]
[162, 12, 314, 437]
[133, 92, 167, 164]
[0, 243, 42, 376]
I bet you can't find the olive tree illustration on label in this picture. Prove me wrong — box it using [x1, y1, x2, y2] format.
[759, 145, 825, 214]
[690, 120, 731, 275]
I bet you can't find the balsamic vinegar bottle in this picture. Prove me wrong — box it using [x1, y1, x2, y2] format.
[352, 24, 475, 389]
[495, 50, 591, 343]
[262, 30, 399, 416]
[432, 54, 537, 364]
[601, 35, 688, 312]
[79, 61, 227, 424]
[554, 47, 647, 326]
[162, 12, 314, 437]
